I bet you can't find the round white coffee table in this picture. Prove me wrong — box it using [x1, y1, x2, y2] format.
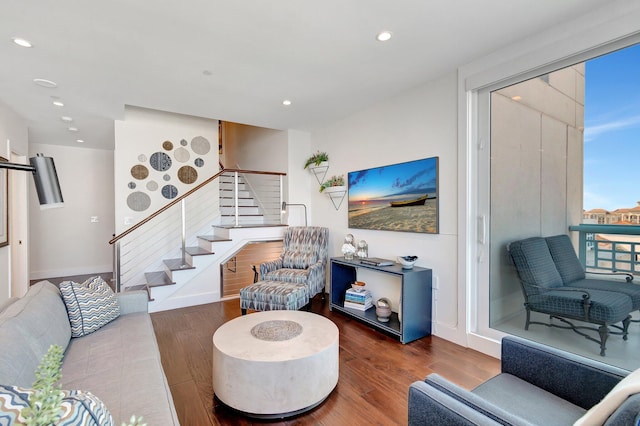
[212, 310, 339, 418]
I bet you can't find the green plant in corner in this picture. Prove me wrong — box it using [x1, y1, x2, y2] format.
[22, 344, 64, 426]
[303, 151, 329, 169]
[319, 174, 345, 192]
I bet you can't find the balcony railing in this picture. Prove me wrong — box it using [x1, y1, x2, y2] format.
[569, 224, 640, 276]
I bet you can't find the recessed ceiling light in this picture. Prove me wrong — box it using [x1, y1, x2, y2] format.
[76, 139, 84, 143]
[511, 95, 522, 101]
[52, 101, 64, 107]
[12, 37, 32, 48]
[282, 100, 292, 106]
[61, 116, 73, 122]
[376, 31, 392, 42]
[33, 78, 57, 88]
[68, 127, 78, 132]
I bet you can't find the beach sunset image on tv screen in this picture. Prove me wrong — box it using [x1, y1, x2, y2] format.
[348, 157, 438, 233]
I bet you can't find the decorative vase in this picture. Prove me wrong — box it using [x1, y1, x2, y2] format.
[376, 298, 392, 322]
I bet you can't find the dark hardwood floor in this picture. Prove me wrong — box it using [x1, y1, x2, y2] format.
[150, 296, 500, 425]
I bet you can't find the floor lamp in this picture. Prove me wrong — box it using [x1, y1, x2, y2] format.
[281, 202, 307, 226]
[0, 153, 64, 208]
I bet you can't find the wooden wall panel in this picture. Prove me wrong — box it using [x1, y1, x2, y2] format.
[221, 241, 283, 297]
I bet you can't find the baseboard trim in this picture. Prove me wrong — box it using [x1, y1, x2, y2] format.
[30, 265, 112, 281]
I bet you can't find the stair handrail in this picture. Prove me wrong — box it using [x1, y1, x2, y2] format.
[109, 168, 286, 245]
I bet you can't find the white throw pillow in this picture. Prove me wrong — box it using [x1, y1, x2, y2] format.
[574, 368, 640, 426]
[59, 276, 120, 337]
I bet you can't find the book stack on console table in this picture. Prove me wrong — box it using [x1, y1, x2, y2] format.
[344, 288, 373, 311]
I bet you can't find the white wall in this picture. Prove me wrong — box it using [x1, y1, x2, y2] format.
[114, 107, 219, 234]
[0, 100, 28, 302]
[286, 130, 313, 226]
[310, 72, 464, 344]
[28, 143, 115, 280]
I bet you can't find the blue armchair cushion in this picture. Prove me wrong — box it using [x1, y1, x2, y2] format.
[545, 234, 586, 283]
[509, 237, 563, 290]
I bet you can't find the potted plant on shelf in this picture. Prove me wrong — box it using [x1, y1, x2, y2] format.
[320, 175, 345, 193]
[303, 151, 329, 169]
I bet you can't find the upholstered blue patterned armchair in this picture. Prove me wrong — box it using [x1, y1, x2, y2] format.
[258, 226, 329, 298]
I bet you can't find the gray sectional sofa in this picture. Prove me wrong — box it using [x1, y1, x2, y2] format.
[0, 280, 179, 425]
[408, 336, 640, 425]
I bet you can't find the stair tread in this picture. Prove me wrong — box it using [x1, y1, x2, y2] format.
[197, 235, 232, 242]
[186, 246, 214, 256]
[163, 258, 195, 271]
[144, 271, 175, 287]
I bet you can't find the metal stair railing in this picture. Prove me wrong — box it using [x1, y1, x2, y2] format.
[109, 169, 286, 292]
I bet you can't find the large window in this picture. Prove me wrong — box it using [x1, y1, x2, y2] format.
[485, 43, 640, 370]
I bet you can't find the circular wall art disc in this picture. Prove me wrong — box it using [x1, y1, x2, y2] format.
[174, 147, 190, 163]
[127, 192, 151, 212]
[178, 165, 198, 184]
[191, 136, 211, 155]
[131, 164, 149, 180]
[150, 152, 172, 172]
[146, 180, 158, 191]
[161, 185, 178, 199]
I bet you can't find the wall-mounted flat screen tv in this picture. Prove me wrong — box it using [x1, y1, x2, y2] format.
[348, 156, 438, 233]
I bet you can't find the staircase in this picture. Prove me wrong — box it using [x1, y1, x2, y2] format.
[219, 171, 266, 226]
[111, 169, 286, 312]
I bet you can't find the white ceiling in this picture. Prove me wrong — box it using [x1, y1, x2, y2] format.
[0, 0, 618, 150]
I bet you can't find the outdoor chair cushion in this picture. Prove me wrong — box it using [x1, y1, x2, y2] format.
[527, 289, 632, 323]
[509, 237, 564, 291]
[546, 234, 586, 284]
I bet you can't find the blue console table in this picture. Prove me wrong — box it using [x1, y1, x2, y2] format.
[329, 257, 432, 344]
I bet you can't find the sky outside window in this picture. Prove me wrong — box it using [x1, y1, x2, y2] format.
[583, 43, 640, 211]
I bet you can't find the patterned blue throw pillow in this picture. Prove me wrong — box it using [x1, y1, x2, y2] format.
[0, 385, 114, 425]
[59, 276, 120, 337]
